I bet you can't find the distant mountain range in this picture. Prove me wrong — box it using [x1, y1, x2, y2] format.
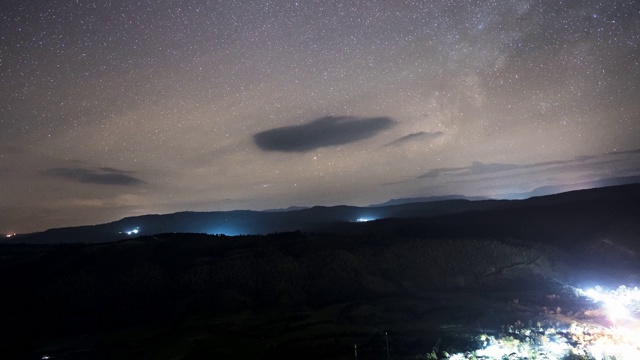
[370, 175, 640, 204]
[498, 175, 640, 199]
[263, 206, 310, 212]
[367, 194, 489, 207]
[6, 182, 640, 244]
[7, 199, 495, 244]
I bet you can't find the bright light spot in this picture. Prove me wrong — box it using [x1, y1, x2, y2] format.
[584, 287, 603, 301]
[575, 285, 640, 357]
[447, 284, 640, 360]
[448, 354, 466, 360]
[122, 227, 140, 235]
[356, 217, 376, 222]
[579, 285, 640, 322]
[5, 233, 16, 238]
[606, 299, 631, 322]
[475, 342, 518, 358]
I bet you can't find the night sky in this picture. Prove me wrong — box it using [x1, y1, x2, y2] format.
[1, 0, 639, 234]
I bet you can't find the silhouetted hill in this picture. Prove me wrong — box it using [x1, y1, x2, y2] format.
[0, 232, 581, 359]
[498, 175, 640, 199]
[263, 206, 310, 212]
[10, 183, 639, 246]
[8, 199, 500, 244]
[330, 184, 640, 269]
[367, 195, 488, 207]
[2, 184, 640, 358]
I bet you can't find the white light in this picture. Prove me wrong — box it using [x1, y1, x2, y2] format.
[124, 227, 140, 235]
[606, 299, 631, 322]
[579, 285, 640, 321]
[448, 354, 466, 360]
[356, 217, 375, 222]
[446, 283, 640, 360]
[584, 288, 602, 301]
[575, 284, 640, 357]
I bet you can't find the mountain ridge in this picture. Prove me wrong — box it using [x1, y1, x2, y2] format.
[7, 183, 640, 244]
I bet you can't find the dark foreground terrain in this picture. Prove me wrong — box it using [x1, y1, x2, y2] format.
[2, 184, 640, 359]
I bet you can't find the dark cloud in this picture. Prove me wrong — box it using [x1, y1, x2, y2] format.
[254, 116, 395, 152]
[43, 167, 144, 186]
[99, 167, 132, 174]
[384, 131, 444, 147]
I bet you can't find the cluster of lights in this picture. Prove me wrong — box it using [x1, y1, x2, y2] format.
[355, 217, 375, 223]
[120, 227, 140, 235]
[576, 285, 640, 358]
[5, 233, 16, 238]
[579, 285, 640, 323]
[447, 285, 640, 359]
[449, 329, 575, 360]
[449, 323, 639, 359]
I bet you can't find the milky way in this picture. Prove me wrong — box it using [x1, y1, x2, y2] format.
[1, 0, 639, 233]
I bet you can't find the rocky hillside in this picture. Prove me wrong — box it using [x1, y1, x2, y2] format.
[1, 232, 574, 358]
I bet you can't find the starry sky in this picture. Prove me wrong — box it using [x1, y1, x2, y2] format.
[1, 0, 640, 234]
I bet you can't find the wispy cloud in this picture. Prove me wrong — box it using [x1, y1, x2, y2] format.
[384, 131, 444, 147]
[419, 156, 598, 179]
[43, 167, 145, 186]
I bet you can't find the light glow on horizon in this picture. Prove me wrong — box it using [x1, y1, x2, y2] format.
[121, 227, 140, 236]
[205, 226, 244, 236]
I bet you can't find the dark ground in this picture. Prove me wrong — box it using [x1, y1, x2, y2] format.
[2, 184, 639, 359]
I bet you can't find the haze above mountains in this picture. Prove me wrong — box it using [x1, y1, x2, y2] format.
[8, 179, 640, 246]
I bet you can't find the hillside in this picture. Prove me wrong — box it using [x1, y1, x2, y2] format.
[0, 233, 574, 359]
[2, 184, 640, 359]
[9, 183, 640, 245]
